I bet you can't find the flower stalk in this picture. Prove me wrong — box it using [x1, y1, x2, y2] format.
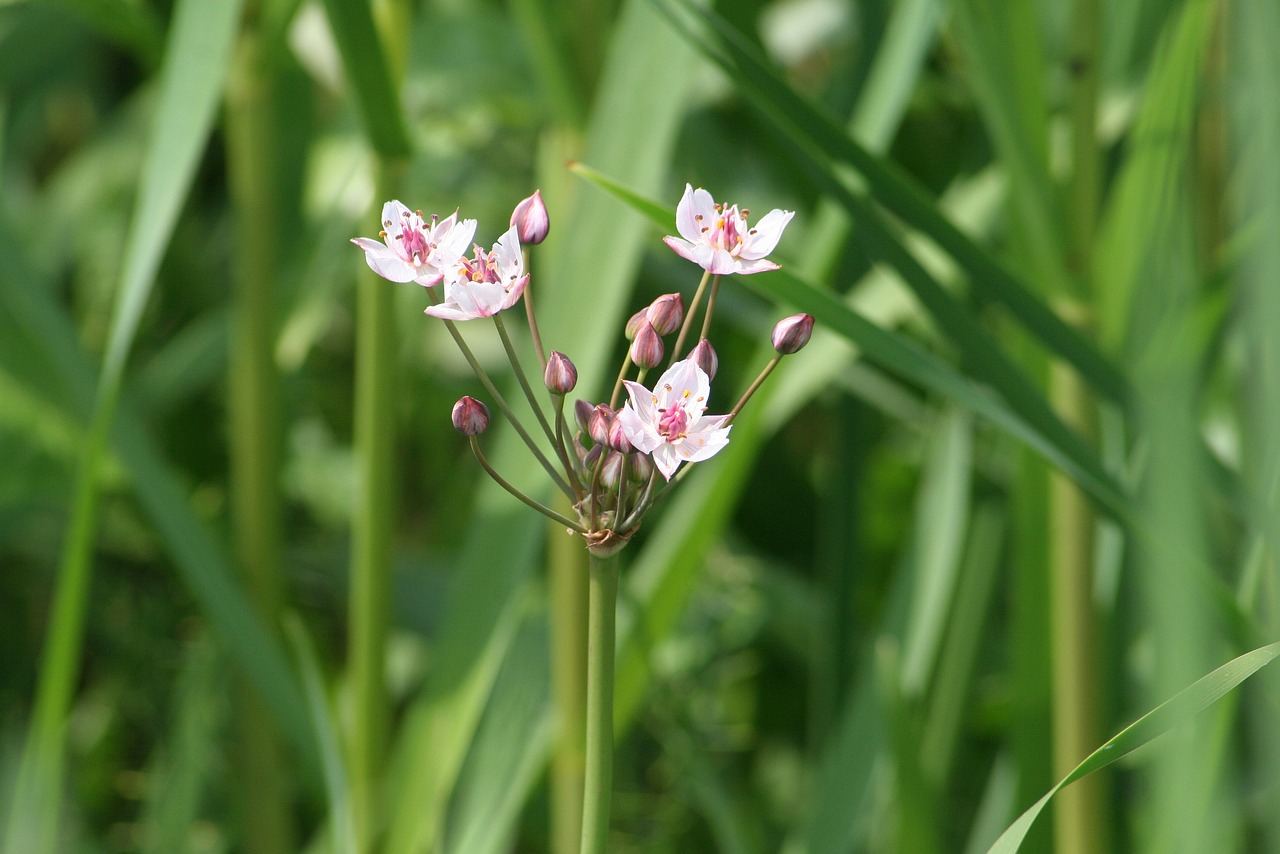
[579, 549, 620, 854]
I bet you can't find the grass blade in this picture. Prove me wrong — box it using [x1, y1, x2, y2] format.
[987, 642, 1280, 854]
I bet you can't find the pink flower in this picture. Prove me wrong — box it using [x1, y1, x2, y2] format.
[663, 184, 793, 275]
[618, 358, 732, 480]
[424, 225, 529, 321]
[351, 200, 476, 286]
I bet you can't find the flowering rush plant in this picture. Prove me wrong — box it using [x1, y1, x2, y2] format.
[353, 185, 810, 557]
[354, 183, 809, 852]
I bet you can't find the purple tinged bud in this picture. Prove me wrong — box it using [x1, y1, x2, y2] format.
[606, 417, 634, 453]
[630, 322, 664, 369]
[689, 338, 718, 380]
[600, 451, 626, 490]
[627, 450, 653, 483]
[646, 293, 685, 336]
[771, 313, 815, 354]
[510, 189, 549, 245]
[589, 404, 615, 446]
[452, 396, 490, 436]
[574, 399, 594, 435]
[544, 350, 577, 394]
[583, 443, 603, 468]
[624, 307, 648, 340]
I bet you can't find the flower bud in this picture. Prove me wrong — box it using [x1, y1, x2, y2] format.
[510, 189, 549, 245]
[600, 450, 626, 490]
[589, 404, 616, 446]
[646, 293, 685, 336]
[624, 307, 648, 340]
[627, 450, 654, 483]
[452, 396, 490, 436]
[544, 350, 577, 394]
[771, 313, 815, 354]
[606, 417, 634, 453]
[574, 399, 594, 435]
[630, 322, 664, 369]
[689, 338, 718, 380]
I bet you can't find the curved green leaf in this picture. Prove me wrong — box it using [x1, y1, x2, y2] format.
[988, 642, 1280, 853]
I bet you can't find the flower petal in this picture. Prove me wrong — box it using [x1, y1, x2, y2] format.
[352, 238, 418, 282]
[739, 208, 794, 260]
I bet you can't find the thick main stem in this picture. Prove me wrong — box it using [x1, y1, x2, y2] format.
[226, 28, 293, 854]
[579, 550, 619, 854]
[348, 156, 406, 850]
[550, 511, 589, 854]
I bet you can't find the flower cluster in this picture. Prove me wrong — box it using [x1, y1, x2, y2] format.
[353, 186, 810, 556]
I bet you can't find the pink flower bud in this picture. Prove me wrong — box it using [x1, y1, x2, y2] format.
[452, 396, 490, 436]
[589, 404, 616, 446]
[624, 307, 648, 340]
[510, 189, 549, 245]
[630, 322, 664, 369]
[689, 338, 718, 380]
[645, 293, 685, 336]
[544, 350, 578, 394]
[627, 450, 654, 483]
[600, 450, 626, 490]
[771, 313, 815, 354]
[574, 399, 594, 436]
[606, 417, 634, 453]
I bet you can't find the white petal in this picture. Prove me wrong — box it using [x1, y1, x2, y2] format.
[618, 404, 661, 453]
[651, 444, 682, 480]
[739, 209, 794, 260]
[353, 240, 418, 282]
[674, 184, 701, 243]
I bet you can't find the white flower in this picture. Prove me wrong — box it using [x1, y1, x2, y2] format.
[351, 200, 475, 286]
[618, 359, 732, 480]
[662, 184, 793, 275]
[424, 225, 529, 321]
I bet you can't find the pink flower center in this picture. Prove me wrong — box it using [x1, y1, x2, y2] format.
[397, 217, 430, 265]
[657, 403, 689, 441]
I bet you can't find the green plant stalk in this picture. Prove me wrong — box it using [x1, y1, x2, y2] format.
[550, 506, 589, 854]
[1048, 356, 1105, 854]
[348, 159, 404, 852]
[579, 550, 619, 854]
[1051, 0, 1106, 848]
[225, 27, 293, 854]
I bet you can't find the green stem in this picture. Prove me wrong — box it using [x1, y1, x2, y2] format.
[226, 28, 292, 854]
[549, 507, 589, 854]
[493, 313, 565, 470]
[348, 156, 406, 850]
[431, 300, 574, 498]
[579, 550, 620, 854]
[668, 269, 712, 366]
[697, 275, 722, 342]
[522, 251, 549, 370]
[469, 438, 587, 532]
[726, 354, 783, 423]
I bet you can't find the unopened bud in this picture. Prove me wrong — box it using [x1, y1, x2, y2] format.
[624, 307, 648, 340]
[646, 293, 685, 336]
[689, 338, 718, 380]
[771, 313, 815, 354]
[628, 450, 654, 483]
[606, 416, 634, 453]
[630, 322, 664, 369]
[452, 396, 490, 436]
[589, 404, 616, 446]
[510, 189, 549, 245]
[574, 399, 594, 435]
[544, 350, 577, 394]
[600, 450, 626, 490]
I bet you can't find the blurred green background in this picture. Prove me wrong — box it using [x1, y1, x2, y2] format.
[3, 0, 1279, 851]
